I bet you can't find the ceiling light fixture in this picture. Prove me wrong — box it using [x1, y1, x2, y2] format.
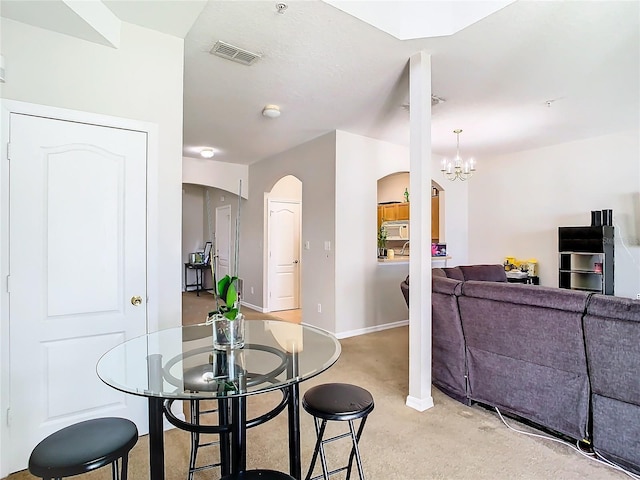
[262, 105, 281, 118]
[200, 148, 215, 159]
[441, 129, 476, 181]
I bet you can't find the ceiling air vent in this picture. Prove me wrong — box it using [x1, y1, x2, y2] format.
[210, 41, 261, 66]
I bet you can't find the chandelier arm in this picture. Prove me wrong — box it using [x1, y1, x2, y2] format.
[441, 128, 475, 182]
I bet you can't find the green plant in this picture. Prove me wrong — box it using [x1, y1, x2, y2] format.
[377, 225, 388, 249]
[209, 275, 239, 320]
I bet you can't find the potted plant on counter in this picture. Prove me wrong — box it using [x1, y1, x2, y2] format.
[377, 225, 388, 258]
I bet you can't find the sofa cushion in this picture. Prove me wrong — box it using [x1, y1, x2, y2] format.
[441, 267, 464, 281]
[591, 394, 640, 474]
[462, 281, 588, 312]
[584, 294, 640, 406]
[432, 268, 447, 278]
[458, 264, 507, 282]
[458, 281, 591, 440]
[431, 276, 466, 402]
[432, 276, 462, 296]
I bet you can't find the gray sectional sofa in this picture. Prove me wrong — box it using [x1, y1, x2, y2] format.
[401, 265, 640, 474]
[583, 295, 640, 474]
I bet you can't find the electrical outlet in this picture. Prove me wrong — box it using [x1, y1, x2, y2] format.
[317, 303, 322, 313]
[250, 287, 254, 295]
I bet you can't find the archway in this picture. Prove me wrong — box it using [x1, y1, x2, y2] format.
[266, 175, 303, 317]
[376, 172, 445, 253]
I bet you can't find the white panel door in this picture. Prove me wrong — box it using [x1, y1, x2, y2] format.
[269, 200, 301, 311]
[8, 113, 148, 472]
[215, 205, 232, 283]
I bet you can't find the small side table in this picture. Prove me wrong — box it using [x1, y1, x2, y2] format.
[184, 263, 212, 296]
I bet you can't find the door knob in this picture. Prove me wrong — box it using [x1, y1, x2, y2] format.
[131, 296, 143, 306]
[293, 260, 299, 264]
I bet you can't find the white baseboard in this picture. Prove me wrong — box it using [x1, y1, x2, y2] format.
[406, 395, 434, 412]
[240, 300, 267, 313]
[335, 319, 408, 339]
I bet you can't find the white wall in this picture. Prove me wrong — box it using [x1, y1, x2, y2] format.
[183, 156, 248, 198]
[436, 162, 469, 267]
[335, 130, 412, 335]
[244, 133, 336, 332]
[468, 129, 640, 298]
[0, 17, 184, 476]
[1, 17, 184, 327]
[182, 184, 205, 290]
[378, 172, 410, 203]
[239, 128, 470, 337]
[272, 174, 303, 199]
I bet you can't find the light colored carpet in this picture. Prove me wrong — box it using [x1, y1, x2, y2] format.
[5, 293, 630, 479]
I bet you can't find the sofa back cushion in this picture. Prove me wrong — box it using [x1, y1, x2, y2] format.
[441, 267, 464, 281]
[584, 294, 640, 406]
[458, 264, 507, 282]
[458, 281, 591, 440]
[431, 276, 467, 402]
[432, 268, 447, 278]
[583, 294, 640, 471]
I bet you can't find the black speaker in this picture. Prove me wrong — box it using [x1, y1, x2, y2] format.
[591, 210, 602, 226]
[602, 209, 613, 226]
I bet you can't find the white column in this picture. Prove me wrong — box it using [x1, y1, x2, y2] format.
[406, 51, 434, 411]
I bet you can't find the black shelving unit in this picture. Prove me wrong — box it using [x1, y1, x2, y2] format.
[558, 226, 614, 295]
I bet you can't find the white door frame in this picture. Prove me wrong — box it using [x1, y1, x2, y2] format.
[0, 100, 159, 478]
[266, 197, 302, 312]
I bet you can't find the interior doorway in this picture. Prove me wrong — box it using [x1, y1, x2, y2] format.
[215, 205, 232, 281]
[5, 107, 149, 473]
[266, 175, 302, 314]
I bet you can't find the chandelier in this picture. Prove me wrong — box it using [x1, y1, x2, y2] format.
[441, 129, 476, 181]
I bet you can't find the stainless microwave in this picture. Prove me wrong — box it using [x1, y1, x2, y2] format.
[382, 221, 409, 240]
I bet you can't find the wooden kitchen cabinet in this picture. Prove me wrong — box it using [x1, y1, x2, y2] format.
[378, 202, 410, 227]
[397, 203, 409, 220]
[382, 204, 398, 222]
[431, 196, 439, 241]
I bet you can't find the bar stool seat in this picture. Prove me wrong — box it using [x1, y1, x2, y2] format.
[28, 417, 138, 479]
[220, 470, 296, 479]
[303, 383, 374, 480]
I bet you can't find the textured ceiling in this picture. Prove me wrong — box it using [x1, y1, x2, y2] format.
[2, 1, 638, 166]
[182, 0, 639, 165]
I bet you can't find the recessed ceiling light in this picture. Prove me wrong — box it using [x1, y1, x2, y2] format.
[262, 105, 281, 118]
[200, 148, 215, 158]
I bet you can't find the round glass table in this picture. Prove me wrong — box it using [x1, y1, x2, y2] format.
[97, 320, 341, 480]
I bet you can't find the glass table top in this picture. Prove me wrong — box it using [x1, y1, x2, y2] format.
[96, 320, 341, 399]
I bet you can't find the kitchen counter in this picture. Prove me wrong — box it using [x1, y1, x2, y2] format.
[378, 255, 410, 265]
[377, 255, 452, 266]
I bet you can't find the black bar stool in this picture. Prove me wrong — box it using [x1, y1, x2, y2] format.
[187, 398, 229, 479]
[220, 470, 296, 479]
[28, 417, 138, 480]
[302, 383, 374, 480]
